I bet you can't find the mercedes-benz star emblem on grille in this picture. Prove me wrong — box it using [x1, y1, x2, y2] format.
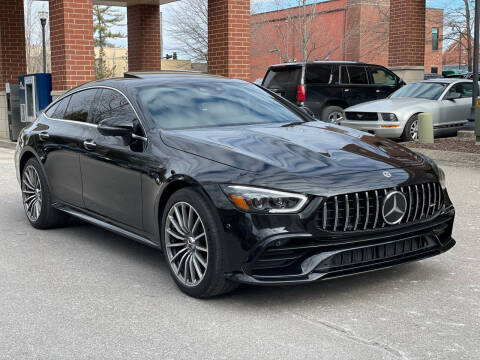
[382, 191, 408, 225]
[383, 171, 392, 178]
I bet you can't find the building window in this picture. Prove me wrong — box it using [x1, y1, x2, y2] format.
[432, 28, 439, 51]
[431, 67, 438, 74]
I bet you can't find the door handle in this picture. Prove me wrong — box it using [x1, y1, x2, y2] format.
[83, 140, 96, 150]
[376, 89, 381, 93]
[38, 132, 49, 141]
[344, 89, 350, 92]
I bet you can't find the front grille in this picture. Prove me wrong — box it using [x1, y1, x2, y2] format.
[345, 111, 379, 121]
[315, 236, 432, 273]
[316, 182, 444, 232]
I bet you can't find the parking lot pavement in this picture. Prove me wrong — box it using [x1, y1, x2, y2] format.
[0, 147, 479, 360]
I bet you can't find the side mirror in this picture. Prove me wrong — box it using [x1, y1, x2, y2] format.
[446, 92, 462, 101]
[97, 116, 134, 137]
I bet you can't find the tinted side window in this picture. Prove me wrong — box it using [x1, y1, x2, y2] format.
[347, 66, 369, 84]
[92, 89, 136, 124]
[51, 97, 70, 119]
[63, 89, 97, 122]
[263, 67, 302, 88]
[370, 67, 396, 85]
[305, 65, 332, 84]
[450, 83, 473, 98]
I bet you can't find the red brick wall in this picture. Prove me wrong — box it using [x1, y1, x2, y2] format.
[443, 36, 468, 67]
[208, 0, 250, 80]
[49, 0, 95, 91]
[127, 4, 162, 72]
[0, 0, 27, 90]
[388, 0, 426, 67]
[425, 8, 443, 74]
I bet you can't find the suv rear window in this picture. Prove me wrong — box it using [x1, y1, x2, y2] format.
[263, 67, 302, 88]
[305, 64, 332, 84]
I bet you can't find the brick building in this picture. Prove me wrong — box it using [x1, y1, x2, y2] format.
[443, 36, 469, 70]
[251, 0, 443, 81]
[1, 0, 430, 140]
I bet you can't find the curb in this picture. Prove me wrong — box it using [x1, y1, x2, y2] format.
[0, 139, 16, 150]
[409, 147, 480, 168]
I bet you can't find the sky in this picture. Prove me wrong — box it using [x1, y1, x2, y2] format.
[27, 0, 469, 61]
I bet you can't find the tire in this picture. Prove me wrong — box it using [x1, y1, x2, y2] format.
[402, 115, 419, 141]
[161, 187, 239, 298]
[21, 158, 69, 229]
[322, 106, 344, 124]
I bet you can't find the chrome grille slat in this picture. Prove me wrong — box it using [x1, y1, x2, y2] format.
[354, 193, 360, 231]
[344, 194, 349, 231]
[373, 190, 379, 229]
[317, 182, 444, 233]
[364, 192, 370, 230]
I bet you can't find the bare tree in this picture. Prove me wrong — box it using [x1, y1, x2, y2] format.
[164, 0, 208, 62]
[24, 0, 51, 73]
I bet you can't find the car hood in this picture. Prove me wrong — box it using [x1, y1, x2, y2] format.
[161, 121, 425, 177]
[346, 98, 436, 113]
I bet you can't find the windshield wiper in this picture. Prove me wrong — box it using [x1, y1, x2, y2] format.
[281, 121, 306, 127]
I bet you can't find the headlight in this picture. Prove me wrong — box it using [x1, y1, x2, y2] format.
[381, 113, 398, 122]
[220, 185, 309, 214]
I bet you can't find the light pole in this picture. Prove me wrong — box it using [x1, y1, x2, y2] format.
[472, 0, 480, 143]
[269, 49, 281, 63]
[39, 10, 48, 73]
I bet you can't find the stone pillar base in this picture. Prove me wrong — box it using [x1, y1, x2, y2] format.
[389, 66, 424, 84]
[51, 90, 65, 101]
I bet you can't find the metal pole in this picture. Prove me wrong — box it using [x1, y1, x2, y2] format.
[470, 0, 480, 124]
[459, 34, 462, 70]
[40, 18, 47, 73]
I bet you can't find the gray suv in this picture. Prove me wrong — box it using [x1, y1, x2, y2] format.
[261, 61, 405, 123]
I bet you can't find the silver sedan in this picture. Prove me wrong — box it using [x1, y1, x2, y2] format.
[340, 79, 471, 140]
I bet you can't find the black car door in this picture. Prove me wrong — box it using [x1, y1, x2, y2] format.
[41, 92, 95, 208]
[80, 88, 146, 230]
[341, 65, 377, 107]
[368, 66, 400, 99]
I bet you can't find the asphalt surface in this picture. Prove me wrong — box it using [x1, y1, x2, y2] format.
[0, 147, 479, 360]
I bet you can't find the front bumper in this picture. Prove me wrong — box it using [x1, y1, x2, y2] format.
[222, 205, 455, 285]
[340, 120, 404, 138]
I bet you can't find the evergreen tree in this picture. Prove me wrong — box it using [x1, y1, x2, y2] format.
[93, 6, 125, 79]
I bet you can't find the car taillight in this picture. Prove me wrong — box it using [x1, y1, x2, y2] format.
[296, 85, 306, 102]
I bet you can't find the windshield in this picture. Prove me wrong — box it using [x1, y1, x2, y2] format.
[390, 82, 447, 100]
[137, 80, 305, 130]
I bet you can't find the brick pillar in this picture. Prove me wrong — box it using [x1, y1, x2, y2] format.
[127, 5, 161, 71]
[388, 0, 426, 82]
[0, 0, 27, 90]
[208, 0, 250, 80]
[49, 0, 95, 92]
[345, 0, 361, 61]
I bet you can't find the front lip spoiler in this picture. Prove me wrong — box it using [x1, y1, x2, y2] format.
[226, 238, 455, 285]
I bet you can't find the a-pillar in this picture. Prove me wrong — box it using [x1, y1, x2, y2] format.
[208, 0, 250, 80]
[49, 0, 95, 96]
[388, 0, 426, 83]
[127, 4, 162, 72]
[0, 0, 26, 139]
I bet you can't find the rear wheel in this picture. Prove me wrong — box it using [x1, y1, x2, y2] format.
[322, 106, 344, 124]
[402, 115, 419, 141]
[161, 188, 238, 298]
[21, 158, 69, 229]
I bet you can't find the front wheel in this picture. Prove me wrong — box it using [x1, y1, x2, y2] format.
[161, 188, 238, 298]
[402, 115, 419, 141]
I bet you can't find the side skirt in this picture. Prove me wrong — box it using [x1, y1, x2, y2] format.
[54, 204, 160, 249]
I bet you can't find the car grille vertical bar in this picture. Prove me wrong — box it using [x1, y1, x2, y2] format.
[344, 195, 349, 231]
[364, 192, 370, 230]
[373, 190, 379, 228]
[316, 182, 444, 233]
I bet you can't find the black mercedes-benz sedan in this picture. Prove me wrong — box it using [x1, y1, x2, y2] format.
[15, 72, 455, 298]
